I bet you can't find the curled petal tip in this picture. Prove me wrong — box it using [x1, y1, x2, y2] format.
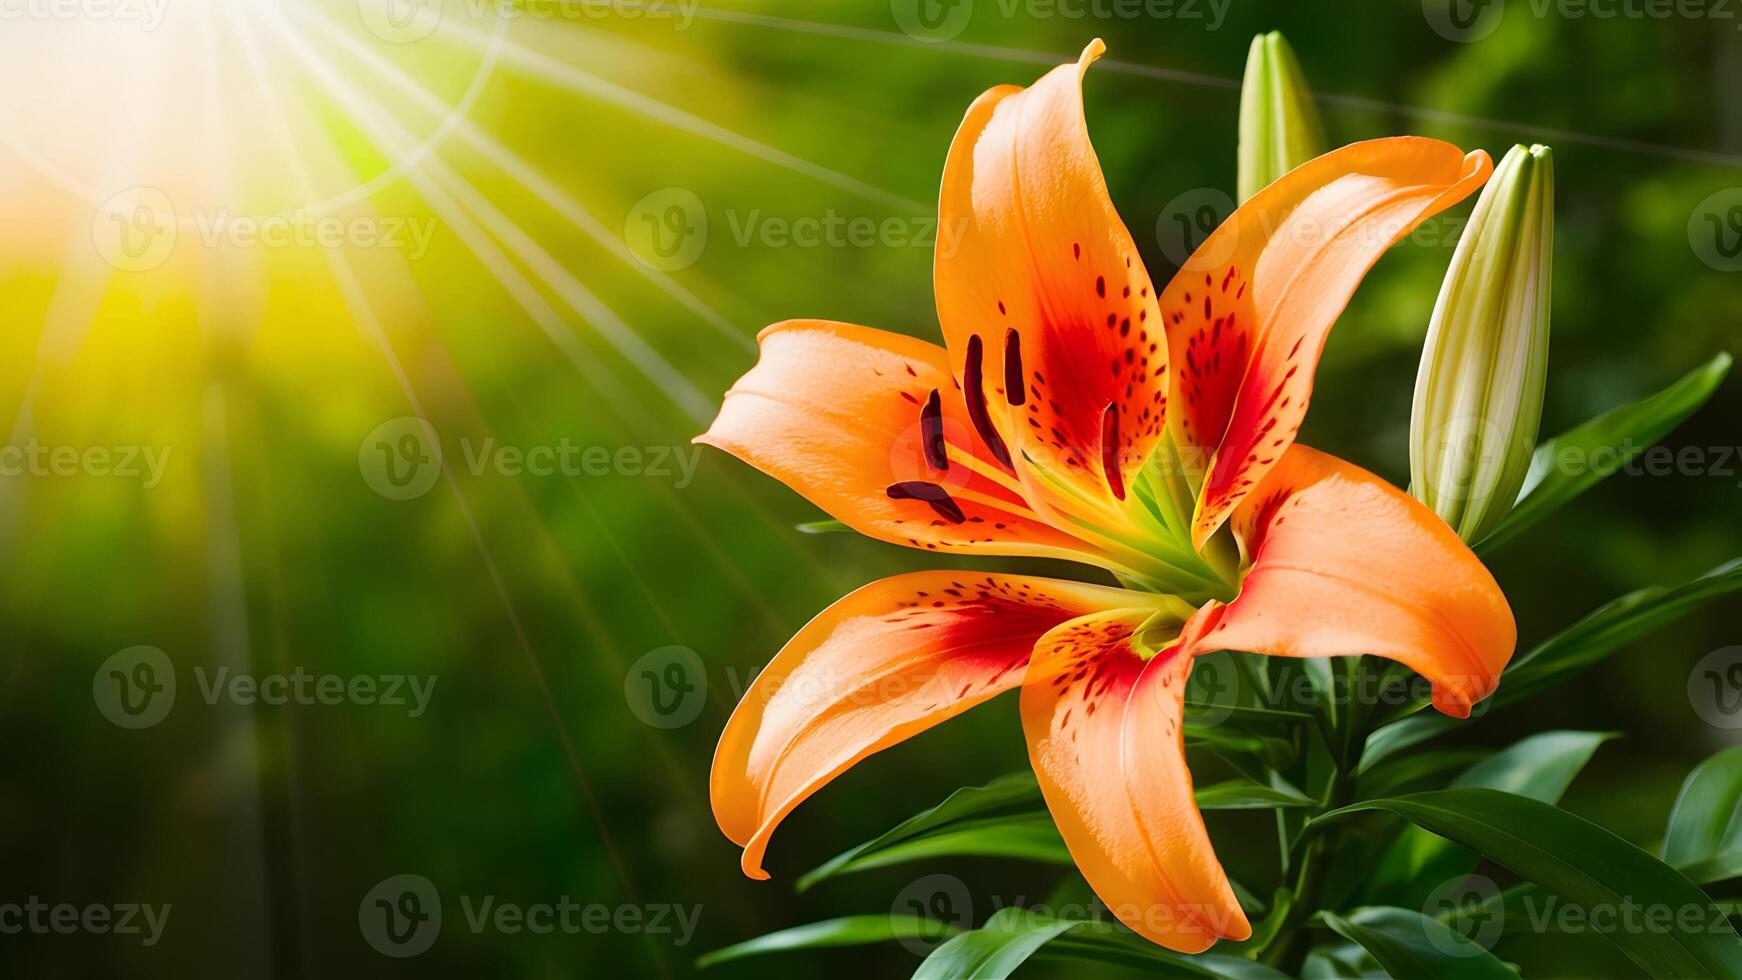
[1462, 147, 1495, 181]
[740, 837, 773, 881]
[1433, 691, 1474, 720]
[1081, 37, 1107, 64]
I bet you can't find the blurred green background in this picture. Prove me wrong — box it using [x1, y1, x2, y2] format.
[1, 1, 1739, 976]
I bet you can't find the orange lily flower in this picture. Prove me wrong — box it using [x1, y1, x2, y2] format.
[697, 40, 1516, 954]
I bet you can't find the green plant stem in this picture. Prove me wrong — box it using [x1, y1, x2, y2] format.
[1259, 679, 1368, 971]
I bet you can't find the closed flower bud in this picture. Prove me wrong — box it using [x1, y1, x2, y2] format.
[1237, 31, 1326, 204]
[1410, 144, 1554, 542]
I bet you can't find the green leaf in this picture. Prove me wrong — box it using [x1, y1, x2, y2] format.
[1360, 749, 1492, 799]
[1314, 789, 1742, 977]
[797, 772, 1066, 892]
[1451, 730, 1614, 797]
[813, 817, 1073, 887]
[1320, 906, 1518, 978]
[1301, 946, 1368, 977]
[1680, 851, 1742, 887]
[695, 915, 960, 969]
[1477, 352, 1731, 553]
[1361, 559, 1742, 770]
[800, 771, 1310, 891]
[913, 908, 1080, 979]
[795, 519, 851, 534]
[1501, 559, 1742, 703]
[1664, 746, 1742, 872]
[1194, 777, 1314, 810]
[1365, 732, 1612, 904]
[915, 908, 1289, 979]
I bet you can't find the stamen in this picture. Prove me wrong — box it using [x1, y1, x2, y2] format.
[886, 481, 967, 523]
[1101, 403, 1125, 501]
[1003, 329, 1025, 406]
[963, 334, 1013, 468]
[920, 389, 948, 470]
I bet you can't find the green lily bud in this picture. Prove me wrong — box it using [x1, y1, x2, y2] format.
[1237, 31, 1326, 204]
[1410, 144, 1554, 543]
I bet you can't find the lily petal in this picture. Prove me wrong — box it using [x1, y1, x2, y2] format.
[936, 40, 1169, 514]
[713, 571, 1135, 878]
[1021, 606, 1251, 953]
[1163, 137, 1493, 548]
[698, 320, 1093, 559]
[1189, 444, 1516, 717]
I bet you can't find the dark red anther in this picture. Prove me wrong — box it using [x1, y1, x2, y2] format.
[886, 481, 967, 523]
[1003, 329, 1025, 407]
[1101, 403, 1125, 501]
[920, 389, 948, 470]
[963, 334, 1012, 468]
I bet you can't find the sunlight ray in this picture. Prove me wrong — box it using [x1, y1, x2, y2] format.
[674, 4, 1742, 170]
[430, 16, 928, 213]
[250, 6, 674, 434]
[227, 5, 723, 816]
[301, 10, 865, 605]
[301, 7, 753, 352]
[260, 2, 863, 617]
[293, 48, 848, 605]
[229, 8, 667, 921]
[263, 6, 716, 426]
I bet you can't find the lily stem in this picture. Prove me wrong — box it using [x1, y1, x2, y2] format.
[1259, 658, 1375, 971]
